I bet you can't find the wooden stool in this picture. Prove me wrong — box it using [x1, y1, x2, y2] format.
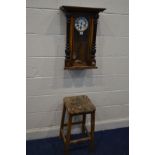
[59, 95, 96, 154]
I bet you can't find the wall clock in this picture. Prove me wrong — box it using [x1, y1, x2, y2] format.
[60, 6, 106, 69]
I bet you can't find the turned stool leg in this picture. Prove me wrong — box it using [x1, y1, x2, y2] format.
[81, 114, 86, 135]
[64, 114, 72, 155]
[90, 111, 95, 150]
[59, 104, 66, 138]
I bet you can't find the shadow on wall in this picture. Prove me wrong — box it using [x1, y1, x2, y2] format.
[51, 68, 97, 90]
[64, 70, 93, 88]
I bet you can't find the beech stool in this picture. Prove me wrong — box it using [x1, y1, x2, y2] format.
[59, 95, 96, 154]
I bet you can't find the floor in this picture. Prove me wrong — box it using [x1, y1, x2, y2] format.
[26, 127, 129, 155]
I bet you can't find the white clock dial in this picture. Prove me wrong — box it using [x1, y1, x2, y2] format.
[75, 17, 88, 35]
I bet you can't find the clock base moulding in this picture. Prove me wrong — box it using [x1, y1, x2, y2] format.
[64, 66, 98, 70]
[60, 6, 106, 70]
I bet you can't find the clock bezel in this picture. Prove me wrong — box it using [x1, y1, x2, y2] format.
[75, 16, 89, 34]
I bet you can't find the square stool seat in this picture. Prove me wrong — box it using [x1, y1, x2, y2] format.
[64, 95, 96, 115]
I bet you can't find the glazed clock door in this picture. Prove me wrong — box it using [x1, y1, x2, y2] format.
[72, 16, 93, 67]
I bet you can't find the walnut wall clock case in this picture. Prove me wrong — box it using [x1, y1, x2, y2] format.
[60, 6, 106, 69]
